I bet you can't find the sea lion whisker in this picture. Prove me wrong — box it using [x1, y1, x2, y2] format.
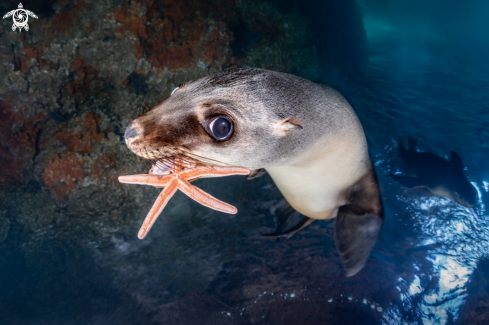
[134, 149, 151, 168]
[143, 146, 152, 159]
[147, 144, 157, 160]
[145, 144, 225, 168]
[156, 148, 173, 160]
[155, 159, 176, 170]
[162, 145, 230, 166]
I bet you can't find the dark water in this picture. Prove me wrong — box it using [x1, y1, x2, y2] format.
[348, 2, 489, 322]
[1, 0, 489, 324]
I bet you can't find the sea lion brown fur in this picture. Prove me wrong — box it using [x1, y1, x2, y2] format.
[124, 68, 383, 276]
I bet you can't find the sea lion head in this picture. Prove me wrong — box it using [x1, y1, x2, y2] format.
[124, 68, 348, 169]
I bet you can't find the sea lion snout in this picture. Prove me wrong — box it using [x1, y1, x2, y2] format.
[124, 123, 139, 143]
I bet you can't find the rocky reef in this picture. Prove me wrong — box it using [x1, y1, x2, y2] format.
[0, 0, 322, 246]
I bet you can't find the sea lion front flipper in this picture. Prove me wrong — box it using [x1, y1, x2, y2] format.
[262, 217, 314, 238]
[389, 173, 423, 188]
[334, 208, 383, 277]
[247, 168, 266, 180]
[262, 199, 314, 238]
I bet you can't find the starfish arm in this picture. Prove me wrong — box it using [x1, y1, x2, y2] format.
[180, 166, 250, 181]
[177, 177, 238, 214]
[138, 178, 178, 239]
[118, 174, 172, 187]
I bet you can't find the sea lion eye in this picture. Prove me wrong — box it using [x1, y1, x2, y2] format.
[208, 116, 233, 141]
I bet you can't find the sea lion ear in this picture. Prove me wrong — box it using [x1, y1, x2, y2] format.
[278, 119, 302, 133]
[450, 151, 463, 170]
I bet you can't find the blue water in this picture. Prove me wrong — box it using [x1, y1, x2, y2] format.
[2, 1, 489, 324]
[352, 38, 489, 324]
[343, 7, 489, 321]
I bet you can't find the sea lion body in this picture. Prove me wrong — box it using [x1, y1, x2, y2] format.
[266, 126, 369, 220]
[125, 68, 383, 276]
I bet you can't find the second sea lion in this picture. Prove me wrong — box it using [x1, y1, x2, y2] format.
[390, 137, 477, 208]
[123, 68, 383, 276]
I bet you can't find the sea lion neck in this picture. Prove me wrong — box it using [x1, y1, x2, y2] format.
[265, 130, 371, 220]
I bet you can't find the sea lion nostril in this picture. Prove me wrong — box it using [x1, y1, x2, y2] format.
[124, 123, 138, 140]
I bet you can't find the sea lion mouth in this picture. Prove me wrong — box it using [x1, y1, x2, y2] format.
[127, 141, 187, 161]
[126, 140, 229, 172]
[150, 154, 202, 176]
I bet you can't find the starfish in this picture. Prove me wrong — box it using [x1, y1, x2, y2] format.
[118, 159, 250, 239]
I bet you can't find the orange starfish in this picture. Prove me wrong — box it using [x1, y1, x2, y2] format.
[118, 159, 250, 239]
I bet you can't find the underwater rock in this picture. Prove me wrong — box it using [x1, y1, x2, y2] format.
[0, 215, 11, 242]
[297, 0, 368, 77]
[0, 0, 326, 247]
[0, 0, 367, 252]
[0, 100, 42, 192]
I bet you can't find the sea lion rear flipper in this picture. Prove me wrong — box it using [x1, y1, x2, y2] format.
[334, 208, 383, 277]
[389, 173, 422, 188]
[262, 199, 314, 238]
[450, 151, 464, 170]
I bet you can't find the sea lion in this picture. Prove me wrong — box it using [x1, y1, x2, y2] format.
[390, 137, 477, 208]
[124, 68, 383, 276]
